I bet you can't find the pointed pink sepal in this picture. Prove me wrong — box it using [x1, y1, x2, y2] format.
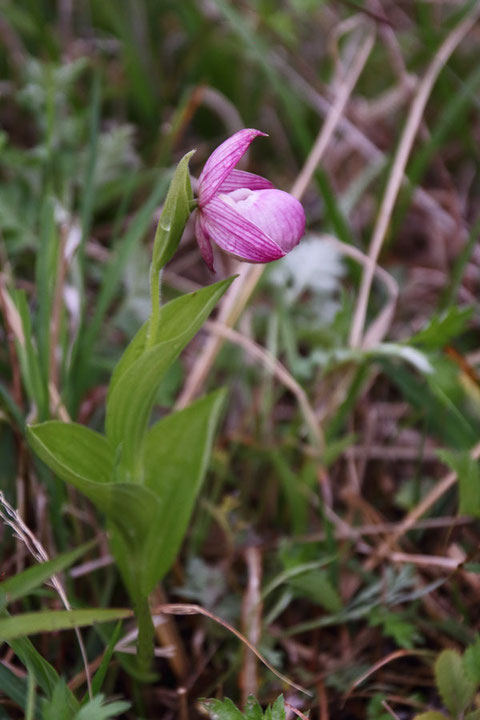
[194, 212, 215, 272]
[198, 129, 267, 206]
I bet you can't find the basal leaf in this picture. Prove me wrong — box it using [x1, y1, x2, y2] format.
[27, 422, 114, 488]
[26, 421, 161, 597]
[140, 389, 226, 594]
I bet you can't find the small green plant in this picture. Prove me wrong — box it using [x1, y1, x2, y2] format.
[414, 639, 480, 719]
[202, 694, 287, 720]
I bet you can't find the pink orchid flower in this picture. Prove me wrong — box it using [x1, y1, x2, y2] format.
[194, 128, 305, 271]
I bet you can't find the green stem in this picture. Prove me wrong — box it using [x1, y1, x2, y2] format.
[135, 595, 155, 674]
[146, 266, 163, 350]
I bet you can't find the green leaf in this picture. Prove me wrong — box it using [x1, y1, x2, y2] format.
[201, 696, 286, 720]
[288, 569, 342, 613]
[8, 634, 61, 698]
[465, 711, 480, 720]
[0, 540, 96, 604]
[244, 696, 263, 720]
[27, 422, 114, 488]
[105, 277, 234, 476]
[434, 649, 475, 716]
[201, 698, 245, 720]
[13, 290, 48, 420]
[464, 635, 480, 685]
[140, 389, 226, 594]
[0, 608, 132, 641]
[74, 694, 130, 720]
[41, 679, 79, 719]
[26, 422, 154, 536]
[412, 713, 448, 720]
[26, 419, 164, 600]
[438, 450, 480, 518]
[151, 150, 194, 273]
[265, 696, 285, 720]
[87, 622, 123, 701]
[410, 307, 473, 349]
[368, 608, 422, 649]
[0, 664, 34, 717]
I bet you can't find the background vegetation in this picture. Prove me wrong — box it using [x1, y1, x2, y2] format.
[1, 1, 480, 718]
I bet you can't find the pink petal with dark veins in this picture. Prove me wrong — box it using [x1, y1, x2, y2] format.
[202, 196, 285, 263]
[198, 129, 267, 206]
[218, 188, 305, 253]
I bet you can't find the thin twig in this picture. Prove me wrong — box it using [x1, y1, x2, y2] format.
[205, 320, 324, 451]
[273, 54, 463, 238]
[291, 26, 375, 199]
[365, 441, 480, 569]
[152, 603, 312, 697]
[349, 4, 480, 347]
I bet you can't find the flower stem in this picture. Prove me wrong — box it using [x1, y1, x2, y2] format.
[135, 595, 155, 673]
[146, 265, 163, 350]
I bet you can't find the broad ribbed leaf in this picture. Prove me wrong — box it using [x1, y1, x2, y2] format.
[105, 277, 234, 477]
[141, 389, 225, 594]
[27, 422, 114, 487]
[26, 421, 161, 599]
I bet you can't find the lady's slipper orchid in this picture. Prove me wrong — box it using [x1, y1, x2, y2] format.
[194, 129, 305, 271]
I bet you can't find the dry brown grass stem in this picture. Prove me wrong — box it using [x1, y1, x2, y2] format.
[204, 320, 324, 451]
[240, 546, 262, 706]
[0, 492, 92, 698]
[349, 3, 480, 348]
[366, 440, 480, 570]
[274, 56, 462, 237]
[292, 516, 471, 545]
[153, 603, 311, 696]
[149, 586, 189, 682]
[290, 24, 375, 199]
[176, 24, 375, 410]
[323, 235, 398, 347]
[387, 551, 462, 570]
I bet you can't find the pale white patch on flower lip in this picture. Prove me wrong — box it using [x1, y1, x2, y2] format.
[194, 128, 306, 272]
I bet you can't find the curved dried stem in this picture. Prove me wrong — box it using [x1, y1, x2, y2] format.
[349, 4, 480, 348]
[205, 319, 324, 451]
